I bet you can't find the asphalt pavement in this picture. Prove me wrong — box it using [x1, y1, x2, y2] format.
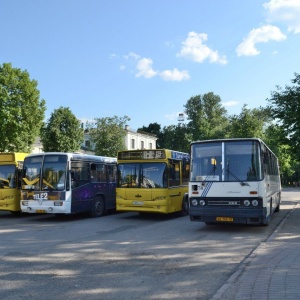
[212, 189, 300, 300]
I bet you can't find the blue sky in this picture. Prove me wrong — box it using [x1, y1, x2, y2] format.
[1, 0, 300, 130]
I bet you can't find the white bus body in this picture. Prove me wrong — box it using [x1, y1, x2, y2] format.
[189, 138, 281, 225]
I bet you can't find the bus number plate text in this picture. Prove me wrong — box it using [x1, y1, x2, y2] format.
[216, 217, 233, 222]
[133, 201, 144, 205]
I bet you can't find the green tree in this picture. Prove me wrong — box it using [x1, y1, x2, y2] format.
[138, 122, 162, 148]
[184, 92, 229, 141]
[41, 107, 84, 152]
[160, 123, 192, 153]
[87, 115, 130, 157]
[267, 73, 300, 161]
[264, 123, 294, 185]
[228, 105, 271, 139]
[0, 63, 46, 152]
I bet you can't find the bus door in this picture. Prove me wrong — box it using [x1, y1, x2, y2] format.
[71, 161, 91, 212]
[89, 163, 117, 210]
[168, 159, 183, 210]
[106, 164, 117, 209]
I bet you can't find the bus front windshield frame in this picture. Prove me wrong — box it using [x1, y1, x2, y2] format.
[118, 162, 168, 188]
[190, 140, 262, 182]
[22, 155, 68, 191]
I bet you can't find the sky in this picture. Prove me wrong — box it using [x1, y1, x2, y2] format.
[1, 0, 300, 131]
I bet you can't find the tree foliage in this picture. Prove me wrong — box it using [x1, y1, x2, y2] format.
[138, 122, 162, 148]
[0, 63, 46, 152]
[264, 123, 294, 184]
[267, 73, 300, 160]
[228, 105, 271, 139]
[160, 123, 192, 153]
[87, 115, 130, 157]
[41, 107, 84, 152]
[184, 92, 229, 141]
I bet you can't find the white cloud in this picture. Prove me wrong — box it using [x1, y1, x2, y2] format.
[124, 52, 140, 61]
[263, 0, 300, 33]
[159, 68, 190, 81]
[177, 31, 227, 64]
[236, 25, 286, 56]
[135, 58, 157, 78]
[122, 52, 190, 82]
[222, 101, 239, 107]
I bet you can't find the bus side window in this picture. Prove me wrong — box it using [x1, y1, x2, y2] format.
[108, 165, 117, 182]
[99, 164, 107, 182]
[169, 160, 180, 187]
[182, 159, 190, 185]
[71, 163, 89, 188]
[90, 163, 98, 182]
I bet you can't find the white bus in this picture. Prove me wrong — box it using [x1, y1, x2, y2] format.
[189, 138, 281, 225]
[20, 152, 117, 217]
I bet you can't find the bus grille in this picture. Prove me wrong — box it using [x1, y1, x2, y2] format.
[208, 200, 240, 206]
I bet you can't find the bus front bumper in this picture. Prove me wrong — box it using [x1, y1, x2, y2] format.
[189, 207, 267, 225]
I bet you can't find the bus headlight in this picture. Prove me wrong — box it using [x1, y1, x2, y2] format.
[199, 200, 206, 206]
[252, 200, 259, 207]
[191, 199, 198, 206]
[244, 200, 250, 207]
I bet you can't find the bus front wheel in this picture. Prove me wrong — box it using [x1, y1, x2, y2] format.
[90, 196, 105, 218]
[178, 195, 189, 217]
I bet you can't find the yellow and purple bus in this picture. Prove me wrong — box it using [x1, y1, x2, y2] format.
[116, 149, 190, 215]
[20, 152, 117, 217]
[0, 152, 28, 213]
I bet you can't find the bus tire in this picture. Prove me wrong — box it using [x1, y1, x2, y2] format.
[90, 196, 105, 218]
[178, 195, 189, 217]
[262, 200, 272, 226]
[275, 192, 281, 212]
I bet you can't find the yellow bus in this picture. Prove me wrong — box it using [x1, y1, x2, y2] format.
[116, 149, 190, 215]
[0, 152, 28, 213]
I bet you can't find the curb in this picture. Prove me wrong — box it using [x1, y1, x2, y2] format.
[211, 202, 299, 300]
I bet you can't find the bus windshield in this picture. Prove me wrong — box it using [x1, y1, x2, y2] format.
[23, 154, 68, 191]
[0, 165, 16, 188]
[118, 162, 167, 188]
[191, 140, 262, 182]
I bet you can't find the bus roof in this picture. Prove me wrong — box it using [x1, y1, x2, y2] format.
[190, 138, 263, 145]
[117, 149, 190, 160]
[24, 152, 117, 163]
[190, 138, 277, 157]
[0, 152, 29, 163]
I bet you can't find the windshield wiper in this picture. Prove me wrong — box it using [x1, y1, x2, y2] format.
[0, 178, 9, 188]
[226, 161, 249, 186]
[203, 159, 217, 181]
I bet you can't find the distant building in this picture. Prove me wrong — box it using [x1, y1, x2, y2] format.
[124, 125, 157, 150]
[31, 125, 158, 154]
[31, 137, 43, 154]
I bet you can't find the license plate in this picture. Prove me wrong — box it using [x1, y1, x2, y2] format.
[36, 210, 46, 213]
[216, 217, 233, 222]
[132, 201, 144, 205]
